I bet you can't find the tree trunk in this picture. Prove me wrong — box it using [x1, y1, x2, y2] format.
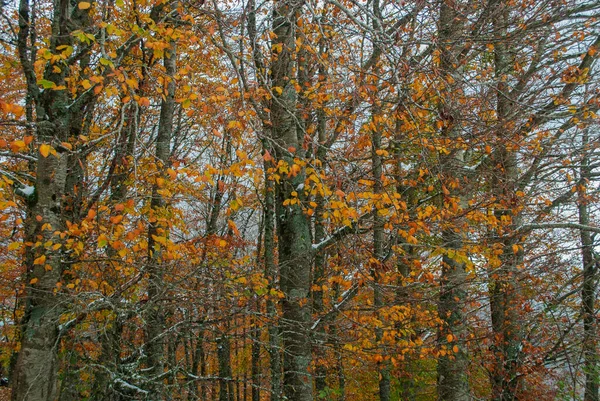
[12, 0, 91, 399]
[371, 114, 391, 401]
[144, 33, 177, 399]
[217, 333, 234, 401]
[270, 2, 313, 401]
[489, 3, 524, 399]
[579, 131, 599, 401]
[313, 60, 329, 398]
[436, 1, 470, 400]
[251, 309, 261, 401]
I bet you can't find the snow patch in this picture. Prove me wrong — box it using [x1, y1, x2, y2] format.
[21, 185, 35, 196]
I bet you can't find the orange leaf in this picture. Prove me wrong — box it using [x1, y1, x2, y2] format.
[40, 144, 51, 158]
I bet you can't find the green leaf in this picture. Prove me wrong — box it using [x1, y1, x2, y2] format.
[99, 57, 114, 68]
[38, 79, 56, 89]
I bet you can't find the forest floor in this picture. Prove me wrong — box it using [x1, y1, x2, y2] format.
[0, 388, 9, 401]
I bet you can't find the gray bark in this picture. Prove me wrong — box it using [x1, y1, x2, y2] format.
[313, 50, 329, 398]
[217, 333, 234, 401]
[270, 2, 313, 401]
[579, 132, 599, 401]
[489, 3, 524, 399]
[12, 0, 91, 399]
[436, 1, 470, 400]
[371, 114, 391, 401]
[144, 33, 177, 399]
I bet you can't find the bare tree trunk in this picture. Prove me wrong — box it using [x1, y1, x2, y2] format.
[251, 305, 261, 401]
[145, 32, 177, 400]
[12, 0, 91, 399]
[313, 56, 329, 398]
[263, 142, 282, 401]
[436, 2, 469, 400]
[371, 114, 391, 401]
[489, 3, 524, 399]
[217, 331, 234, 401]
[579, 131, 599, 401]
[270, 2, 312, 401]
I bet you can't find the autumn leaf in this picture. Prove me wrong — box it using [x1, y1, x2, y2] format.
[39, 144, 51, 158]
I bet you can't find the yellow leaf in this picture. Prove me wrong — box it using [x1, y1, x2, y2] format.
[98, 234, 108, 248]
[446, 334, 454, 343]
[30, 278, 38, 284]
[33, 255, 46, 265]
[230, 199, 242, 211]
[40, 144, 51, 158]
[453, 345, 459, 353]
[78, 1, 91, 9]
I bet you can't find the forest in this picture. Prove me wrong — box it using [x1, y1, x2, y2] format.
[0, 0, 599, 400]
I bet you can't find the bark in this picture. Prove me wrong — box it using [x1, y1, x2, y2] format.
[144, 34, 177, 399]
[579, 131, 599, 401]
[217, 333, 234, 401]
[436, 1, 469, 400]
[189, 326, 207, 401]
[489, 2, 524, 399]
[263, 144, 282, 401]
[91, 92, 141, 401]
[12, 0, 91, 399]
[369, 1, 391, 397]
[91, 318, 125, 401]
[371, 115, 391, 401]
[270, 2, 313, 401]
[313, 51, 328, 398]
[251, 310, 261, 401]
[247, 0, 283, 397]
[392, 99, 418, 400]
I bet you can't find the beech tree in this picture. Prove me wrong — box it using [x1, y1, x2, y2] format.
[0, 0, 599, 400]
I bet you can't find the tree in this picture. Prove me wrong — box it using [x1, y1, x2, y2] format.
[0, 0, 599, 400]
